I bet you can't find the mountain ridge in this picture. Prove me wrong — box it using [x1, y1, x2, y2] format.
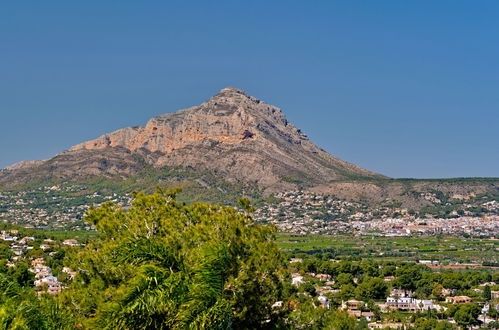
[1, 87, 382, 192]
[1, 87, 497, 206]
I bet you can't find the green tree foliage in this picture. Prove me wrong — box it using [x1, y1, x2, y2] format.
[338, 284, 356, 301]
[355, 277, 388, 301]
[301, 282, 317, 297]
[59, 189, 287, 329]
[453, 303, 481, 329]
[483, 285, 491, 301]
[0, 273, 75, 329]
[336, 273, 354, 287]
[366, 300, 382, 321]
[382, 265, 396, 277]
[0, 244, 12, 260]
[488, 306, 499, 319]
[360, 260, 379, 278]
[288, 301, 359, 330]
[9, 263, 34, 288]
[414, 318, 456, 330]
[414, 278, 434, 299]
[392, 265, 423, 291]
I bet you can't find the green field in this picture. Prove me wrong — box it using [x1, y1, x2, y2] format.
[276, 234, 499, 267]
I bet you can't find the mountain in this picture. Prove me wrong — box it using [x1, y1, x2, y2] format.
[1, 87, 497, 210]
[0, 87, 384, 192]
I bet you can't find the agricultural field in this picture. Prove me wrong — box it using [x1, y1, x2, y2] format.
[277, 234, 499, 267]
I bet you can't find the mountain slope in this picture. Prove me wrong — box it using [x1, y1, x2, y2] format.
[0, 88, 497, 218]
[1, 87, 384, 192]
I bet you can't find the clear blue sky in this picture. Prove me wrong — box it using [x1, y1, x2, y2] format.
[1, 1, 498, 178]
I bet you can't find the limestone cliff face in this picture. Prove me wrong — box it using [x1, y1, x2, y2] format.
[71, 87, 294, 153]
[69, 87, 384, 190]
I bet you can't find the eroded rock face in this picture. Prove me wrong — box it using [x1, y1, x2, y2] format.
[2, 87, 497, 203]
[1, 87, 385, 192]
[68, 87, 383, 190]
[72, 88, 288, 153]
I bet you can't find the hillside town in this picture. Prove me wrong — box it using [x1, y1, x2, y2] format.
[0, 185, 132, 230]
[254, 191, 499, 237]
[287, 258, 499, 329]
[0, 228, 81, 297]
[1, 186, 497, 238]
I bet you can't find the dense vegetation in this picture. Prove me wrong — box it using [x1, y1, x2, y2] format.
[59, 189, 288, 329]
[0, 190, 498, 329]
[0, 190, 293, 329]
[278, 235, 499, 266]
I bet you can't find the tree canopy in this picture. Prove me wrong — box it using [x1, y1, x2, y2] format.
[59, 189, 288, 329]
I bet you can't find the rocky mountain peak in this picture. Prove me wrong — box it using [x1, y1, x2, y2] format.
[209, 87, 261, 105]
[7, 88, 384, 191]
[187, 87, 283, 123]
[71, 87, 294, 154]
[218, 86, 249, 97]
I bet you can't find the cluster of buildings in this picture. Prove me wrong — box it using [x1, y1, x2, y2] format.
[340, 289, 499, 329]
[290, 272, 334, 310]
[357, 216, 498, 237]
[383, 289, 446, 312]
[0, 229, 35, 258]
[0, 229, 79, 259]
[253, 191, 498, 237]
[253, 191, 368, 235]
[287, 258, 499, 328]
[30, 257, 77, 296]
[31, 258, 62, 295]
[1, 184, 497, 236]
[341, 300, 375, 321]
[0, 185, 132, 230]
[339, 290, 448, 320]
[0, 229, 79, 296]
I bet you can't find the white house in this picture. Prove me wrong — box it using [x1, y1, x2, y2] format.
[318, 295, 329, 308]
[291, 274, 304, 286]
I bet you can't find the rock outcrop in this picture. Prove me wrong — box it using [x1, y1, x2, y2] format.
[4, 160, 46, 171]
[1, 87, 497, 205]
[67, 87, 384, 190]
